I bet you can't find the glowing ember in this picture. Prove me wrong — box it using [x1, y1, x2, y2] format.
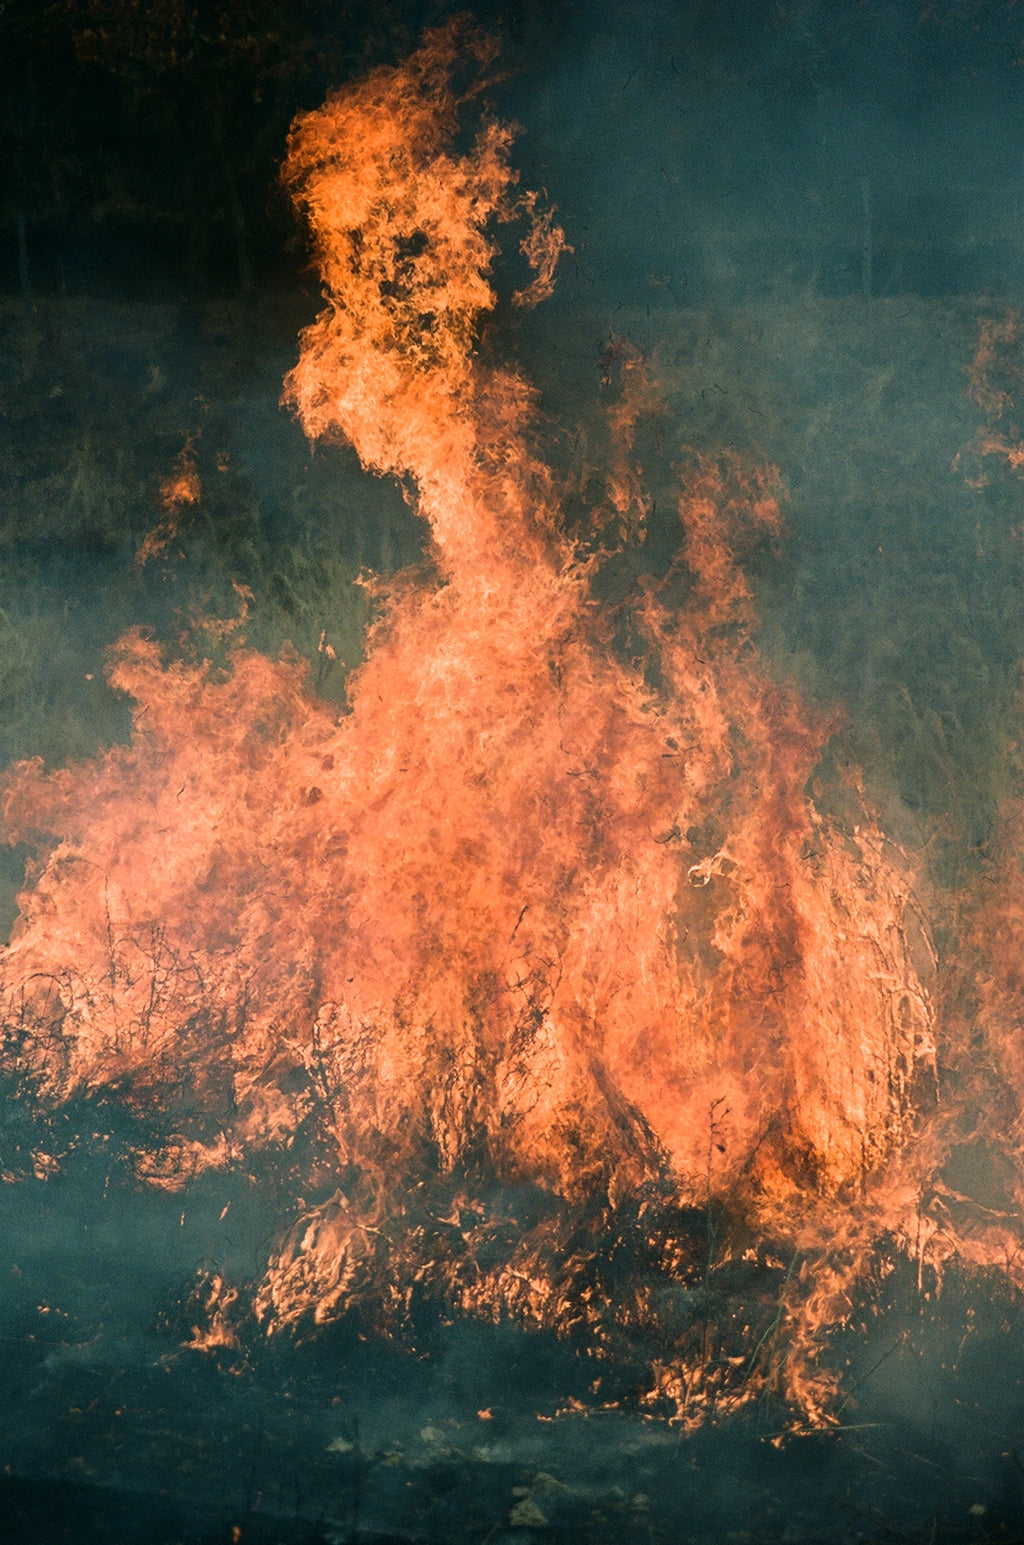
[1, 22, 1019, 1426]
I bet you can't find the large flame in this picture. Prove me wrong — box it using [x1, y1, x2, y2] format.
[3, 22, 1018, 1425]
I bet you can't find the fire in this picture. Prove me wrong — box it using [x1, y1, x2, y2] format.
[136, 438, 202, 565]
[0, 21, 1019, 1425]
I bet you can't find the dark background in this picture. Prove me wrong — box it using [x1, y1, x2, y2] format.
[2, 0, 1023, 304]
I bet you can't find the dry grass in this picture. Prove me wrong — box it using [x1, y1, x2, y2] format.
[1, 287, 1022, 897]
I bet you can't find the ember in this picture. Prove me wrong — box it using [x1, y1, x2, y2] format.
[1, 21, 1022, 1433]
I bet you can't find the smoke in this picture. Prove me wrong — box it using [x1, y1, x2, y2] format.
[505, 0, 1024, 306]
[0, 25, 1023, 1535]
[0, 21, 992, 1434]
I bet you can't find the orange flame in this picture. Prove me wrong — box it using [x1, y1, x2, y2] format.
[4, 22, 1017, 1424]
[136, 438, 202, 565]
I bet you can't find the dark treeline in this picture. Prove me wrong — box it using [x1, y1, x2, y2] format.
[2, 0, 1023, 302]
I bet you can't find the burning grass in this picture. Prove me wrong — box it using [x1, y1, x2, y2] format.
[0, 22, 1022, 1431]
